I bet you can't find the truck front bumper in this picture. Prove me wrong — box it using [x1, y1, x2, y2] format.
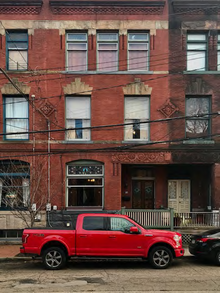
[174, 248, 184, 257]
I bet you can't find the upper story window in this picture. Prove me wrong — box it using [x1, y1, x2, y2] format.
[124, 97, 150, 141]
[187, 34, 207, 71]
[97, 32, 118, 72]
[4, 96, 29, 140]
[185, 96, 210, 139]
[66, 32, 87, 71]
[217, 34, 220, 71]
[65, 96, 91, 141]
[6, 31, 28, 71]
[128, 32, 149, 71]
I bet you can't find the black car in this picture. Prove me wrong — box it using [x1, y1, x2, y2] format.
[189, 229, 220, 265]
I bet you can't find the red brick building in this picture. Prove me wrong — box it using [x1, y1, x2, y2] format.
[0, 0, 219, 230]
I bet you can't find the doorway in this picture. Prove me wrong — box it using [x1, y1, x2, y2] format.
[132, 180, 154, 209]
[168, 180, 190, 213]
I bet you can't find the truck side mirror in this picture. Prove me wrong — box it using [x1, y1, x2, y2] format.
[130, 226, 139, 234]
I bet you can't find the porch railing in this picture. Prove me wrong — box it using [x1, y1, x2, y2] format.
[121, 207, 174, 230]
[121, 207, 220, 230]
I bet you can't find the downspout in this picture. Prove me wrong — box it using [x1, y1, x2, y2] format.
[48, 119, 51, 203]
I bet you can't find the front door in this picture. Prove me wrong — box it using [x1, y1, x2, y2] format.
[132, 180, 154, 209]
[168, 180, 190, 213]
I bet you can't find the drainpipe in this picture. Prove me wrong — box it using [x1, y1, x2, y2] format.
[47, 120, 51, 203]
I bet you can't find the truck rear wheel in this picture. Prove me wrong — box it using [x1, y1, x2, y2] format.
[149, 246, 173, 269]
[43, 247, 67, 270]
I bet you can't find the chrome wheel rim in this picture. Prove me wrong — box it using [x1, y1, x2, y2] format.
[153, 249, 170, 267]
[218, 252, 220, 263]
[45, 250, 62, 268]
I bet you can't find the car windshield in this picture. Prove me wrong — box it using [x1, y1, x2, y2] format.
[128, 217, 147, 229]
[202, 229, 220, 236]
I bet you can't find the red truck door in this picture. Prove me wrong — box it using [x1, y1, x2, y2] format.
[106, 216, 145, 256]
[76, 215, 110, 256]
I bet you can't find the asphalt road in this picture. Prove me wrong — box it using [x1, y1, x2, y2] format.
[0, 257, 219, 293]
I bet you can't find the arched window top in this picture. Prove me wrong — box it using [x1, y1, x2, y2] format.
[0, 160, 30, 175]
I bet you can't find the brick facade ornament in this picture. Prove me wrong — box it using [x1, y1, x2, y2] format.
[112, 152, 171, 163]
[49, 1, 165, 15]
[186, 77, 211, 95]
[39, 101, 55, 117]
[0, 0, 42, 14]
[63, 78, 93, 95]
[158, 99, 179, 118]
[123, 78, 152, 95]
[1, 79, 30, 95]
[172, 151, 220, 163]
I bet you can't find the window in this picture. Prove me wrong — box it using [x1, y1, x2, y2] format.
[6, 31, 28, 70]
[128, 33, 149, 71]
[187, 34, 207, 71]
[83, 216, 105, 230]
[66, 33, 87, 71]
[124, 97, 150, 140]
[0, 160, 30, 209]
[4, 96, 29, 140]
[66, 96, 90, 140]
[185, 97, 210, 139]
[97, 33, 118, 72]
[110, 217, 135, 233]
[217, 34, 220, 71]
[67, 161, 104, 208]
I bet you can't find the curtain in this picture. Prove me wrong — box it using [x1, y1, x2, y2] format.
[9, 51, 28, 70]
[67, 43, 87, 71]
[22, 178, 30, 207]
[98, 44, 118, 72]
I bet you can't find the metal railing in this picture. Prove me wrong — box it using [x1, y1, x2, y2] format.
[121, 207, 220, 230]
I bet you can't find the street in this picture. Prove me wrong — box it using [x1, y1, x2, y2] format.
[0, 257, 219, 293]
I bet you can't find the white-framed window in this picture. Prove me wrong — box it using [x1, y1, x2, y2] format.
[187, 33, 207, 71]
[97, 32, 118, 72]
[66, 32, 87, 71]
[124, 97, 150, 141]
[128, 32, 149, 71]
[217, 34, 220, 71]
[4, 96, 29, 140]
[66, 161, 104, 208]
[6, 31, 28, 71]
[65, 96, 91, 140]
[185, 96, 210, 139]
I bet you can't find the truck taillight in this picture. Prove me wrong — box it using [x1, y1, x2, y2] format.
[22, 234, 29, 243]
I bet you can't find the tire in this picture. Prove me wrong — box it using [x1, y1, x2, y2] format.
[42, 247, 67, 270]
[215, 250, 220, 266]
[149, 246, 173, 269]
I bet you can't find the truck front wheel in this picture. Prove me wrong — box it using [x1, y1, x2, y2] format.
[149, 246, 173, 269]
[43, 247, 67, 270]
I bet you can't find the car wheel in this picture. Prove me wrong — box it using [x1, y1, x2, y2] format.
[149, 246, 173, 269]
[215, 250, 220, 266]
[43, 247, 67, 270]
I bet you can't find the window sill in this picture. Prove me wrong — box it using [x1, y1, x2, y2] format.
[122, 140, 149, 144]
[62, 140, 93, 144]
[62, 71, 155, 75]
[183, 71, 220, 75]
[183, 139, 215, 145]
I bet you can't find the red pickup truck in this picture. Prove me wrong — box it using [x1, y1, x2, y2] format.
[20, 213, 184, 270]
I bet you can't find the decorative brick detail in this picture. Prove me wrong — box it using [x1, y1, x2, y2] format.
[158, 99, 179, 118]
[123, 78, 152, 95]
[112, 152, 171, 163]
[186, 78, 211, 95]
[172, 152, 220, 163]
[39, 101, 55, 117]
[0, 7, 42, 14]
[1, 79, 30, 95]
[50, 7, 164, 15]
[172, 1, 220, 15]
[63, 78, 93, 95]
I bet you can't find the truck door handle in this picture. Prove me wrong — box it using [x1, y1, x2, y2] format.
[80, 235, 87, 238]
[109, 235, 116, 238]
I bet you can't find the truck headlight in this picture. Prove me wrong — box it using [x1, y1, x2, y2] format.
[173, 235, 181, 247]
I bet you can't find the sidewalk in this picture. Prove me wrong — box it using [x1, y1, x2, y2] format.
[0, 244, 192, 259]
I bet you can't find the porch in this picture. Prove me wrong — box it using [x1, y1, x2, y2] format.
[121, 208, 220, 244]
